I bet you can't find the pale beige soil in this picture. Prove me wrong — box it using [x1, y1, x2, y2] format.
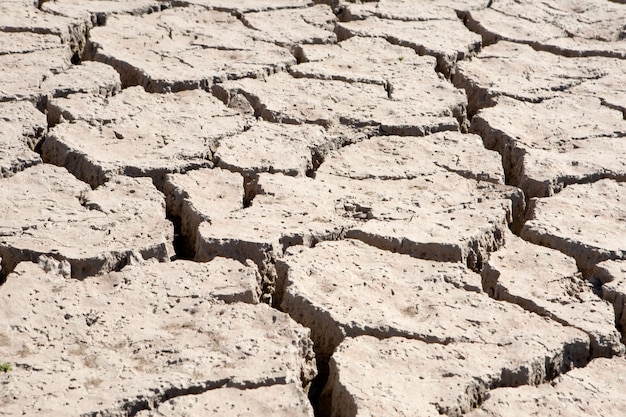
[1, 1, 625, 416]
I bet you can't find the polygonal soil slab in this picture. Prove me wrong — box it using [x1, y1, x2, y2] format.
[319, 131, 512, 268]
[0, 261, 315, 416]
[0, 31, 62, 54]
[0, 101, 45, 177]
[279, 239, 589, 363]
[471, 95, 626, 198]
[0, 129, 40, 179]
[335, 10, 482, 73]
[86, 7, 296, 92]
[316, 133, 521, 270]
[41, 0, 166, 21]
[570, 58, 626, 117]
[344, 197, 516, 271]
[46, 85, 246, 127]
[522, 179, 626, 276]
[483, 233, 623, 357]
[316, 132, 503, 183]
[0, 43, 71, 102]
[41, 60, 122, 99]
[135, 384, 314, 417]
[214, 121, 357, 177]
[453, 41, 609, 112]
[187, 172, 364, 269]
[215, 71, 466, 135]
[466, 357, 626, 417]
[466, 0, 626, 58]
[325, 334, 588, 417]
[0, 32, 121, 102]
[181, 0, 314, 13]
[0, 1, 88, 47]
[0, 164, 174, 278]
[239, 4, 337, 46]
[111, 257, 262, 305]
[169, 133, 520, 275]
[0, 100, 47, 147]
[290, 36, 468, 129]
[293, 36, 439, 85]
[338, 0, 460, 21]
[163, 167, 244, 257]
[44, 87, 251, 189]
[337, 0, 490, 21]
[593, 259, 626, 340]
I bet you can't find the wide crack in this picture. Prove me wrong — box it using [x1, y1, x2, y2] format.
[292, 6, 625, 416]
[451, 5, 626, 403]
[3, 2, 625, 417]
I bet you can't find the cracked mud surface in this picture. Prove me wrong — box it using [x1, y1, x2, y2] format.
[1, 1, 625, 416]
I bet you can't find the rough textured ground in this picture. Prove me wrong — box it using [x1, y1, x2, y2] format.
[0, 1, 625, 416]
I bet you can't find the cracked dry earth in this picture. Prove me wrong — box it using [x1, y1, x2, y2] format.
[1, 1, 626, 416]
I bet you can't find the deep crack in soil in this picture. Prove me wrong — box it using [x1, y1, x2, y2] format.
[1, 1, 625, 416]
